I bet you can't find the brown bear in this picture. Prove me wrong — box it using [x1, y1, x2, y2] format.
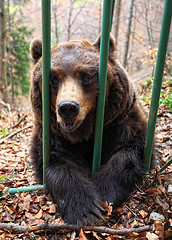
[30, 34, 149, 226]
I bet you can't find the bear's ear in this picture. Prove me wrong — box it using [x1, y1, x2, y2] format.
[30, 39, 42, 64]
[93, 33, 116, 53]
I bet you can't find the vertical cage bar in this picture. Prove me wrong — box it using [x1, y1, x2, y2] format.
[92, 0, 115, 173]
[144, 0, 172, 172]
[42, 0, 51, 182]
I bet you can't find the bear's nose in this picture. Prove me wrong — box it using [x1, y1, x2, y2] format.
[57, 101, 80, 120]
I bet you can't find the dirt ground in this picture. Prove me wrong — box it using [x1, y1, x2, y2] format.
[0, 79, 171, 240]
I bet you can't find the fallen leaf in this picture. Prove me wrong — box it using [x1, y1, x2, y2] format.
[162, 136, 170, 142]
[92, 231, 101, 240]
[0, 233, 6, 240]
[48, 204, 56, 214]
[154, 220, 164, 239]
[156, 195, 169, 211]
[0, 184, 4, 192]
[35, 209, 43, 219]
[79, 229, 88, 240]
[60, 237, 67, 240]
[165, 226, 172, 239]
[53, 218, 64, 223]
[127, 232, 138, 238]
[146, 232, 159, 240]
[33, 196, 40, 203]
[169, 218, 172, 226]
[20, 159, 25, 168]
[139, 210, 148, 218]
[25, 211, 35, 219]
[127, 211, 133, 218]
[130, 219, 139, 228]
[70, 231, 76, 240]
[107, 235, 123, 239]
[103, 202, 113, 216]
[31, 219, 45, 225]
[145, 188, 158, 195]
[6, 206, 13, 215]
[15, 181, 26, 187]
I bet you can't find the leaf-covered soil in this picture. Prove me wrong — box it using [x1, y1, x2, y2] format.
[0, 79, 171, 240]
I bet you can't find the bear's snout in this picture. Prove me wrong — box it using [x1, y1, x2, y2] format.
[58, 100, 80, 120]
[57, 100, 81, 132]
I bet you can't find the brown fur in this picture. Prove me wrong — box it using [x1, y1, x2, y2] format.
[30, 34, 150, 226]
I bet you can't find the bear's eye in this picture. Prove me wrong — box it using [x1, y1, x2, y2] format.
[79, 73, 92, 86]
[51, 76, 59, 86]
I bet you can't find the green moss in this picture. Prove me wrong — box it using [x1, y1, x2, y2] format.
[140, 77, 172, 111]
[0, 175, 7, 182]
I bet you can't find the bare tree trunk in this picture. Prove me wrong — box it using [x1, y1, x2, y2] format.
[52, 0, 59, 43]
[113, 0, 122, 47]
[127, 2, 136, 69]
[143, 0, 155, 77]
[66, 0, 86, 41]
[122, 0, 134, 69]
[143, 0, 153, 49]
[98, 1, 102, 34]
[0, 0, 8, 104]
[67, 0, 75, 41]
[7, 0, 14, 104]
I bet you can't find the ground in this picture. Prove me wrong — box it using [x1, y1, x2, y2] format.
[0, 78, 171, 240]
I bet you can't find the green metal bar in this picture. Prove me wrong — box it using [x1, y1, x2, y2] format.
[42, 0, 51, 182]
[144, 0, 172, 172]
[2, 2, 51, 195]
[160, 158, 172, 173]
[2, 1, 51, 195]
[8, 185, 44, 195]
[92, 0, 115, 173]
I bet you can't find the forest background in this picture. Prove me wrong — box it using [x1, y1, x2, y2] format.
[0, 1, 172, 239]
[0, 0, 171, 107]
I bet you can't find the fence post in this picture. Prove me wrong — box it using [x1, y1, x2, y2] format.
[42, 0, 51, 182]
[144, 0, 172, 172]
[92, 0, 115, 173]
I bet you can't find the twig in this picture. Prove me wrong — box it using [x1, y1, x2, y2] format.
[158, 171, 172, 175]
[86, 225, 151, 235]
[11, 115, 27, 129]
[125, 204, 138, 217]
[0, 115, 28, 140]
[0, 100, 11, 111]
[0, 222, 151, 235]
[136, 184, 145, 193]
[0, 223, 28, 233]
[0, 124, 33, 144]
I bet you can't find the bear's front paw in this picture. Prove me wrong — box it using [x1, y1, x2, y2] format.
[58, 193, 105, 227]
[94, 179, 131, 208]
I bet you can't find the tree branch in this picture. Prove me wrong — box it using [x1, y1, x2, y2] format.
[0, 124, 33, 144]
[0, 222, 151, 235]
[11, 115, 27, 129]
[0, 100, 11, 111]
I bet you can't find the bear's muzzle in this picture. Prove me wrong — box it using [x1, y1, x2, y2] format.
[57, 100, 81, 132]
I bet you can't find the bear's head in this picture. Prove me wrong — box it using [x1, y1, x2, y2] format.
[30, 35, 134, 143]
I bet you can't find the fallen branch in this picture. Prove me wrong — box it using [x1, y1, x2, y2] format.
[0, 115, 27, 140]
[0, 100, 11, 111]
[125, 204, 138, 217]
[0, 222, 151, 235]
[0, 124, 33, 144]
[11, 115, 27, 129]
[0, 223, 28, 234]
